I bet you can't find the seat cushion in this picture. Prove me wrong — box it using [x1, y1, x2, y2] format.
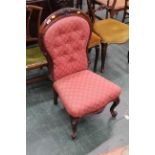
[54, 70, 121, 117]
[96, 0, 126, 10]
[26, 47, 47, 65]
[88, 32, 101, 48]
[93, 19, 129, 44]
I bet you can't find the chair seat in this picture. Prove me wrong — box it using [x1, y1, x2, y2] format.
[93, 18, 129, 44]
[26, 47, 47, 68]
[96, 0, 126, 10]
[88, 32, 101, 48]
[54, 70, 121, 117]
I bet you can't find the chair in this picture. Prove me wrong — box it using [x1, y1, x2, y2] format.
[93, 0, 126, 19]
[39, 8, 121, 139]
[87, 0, 129, 72]
[26, 5, 48, 84]
[122, 0, 129, 23]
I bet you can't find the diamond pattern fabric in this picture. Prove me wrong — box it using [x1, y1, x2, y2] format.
[43, 16, 90, 80]
[54, 70, 121, 117]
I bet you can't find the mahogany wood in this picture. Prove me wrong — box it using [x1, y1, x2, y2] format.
[87, 0, 128, 71]
[110, 97, 120, 117]
[53, 88, 58, 105]
[76, 0, 83, 9]
[26, 5, 48, 84]
[39, 8, 120, 139]
[122, 0, 129, 23]
[26, 75, 49, 84]
[101, 43, 108, 72]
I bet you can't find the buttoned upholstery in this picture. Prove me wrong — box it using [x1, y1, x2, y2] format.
[40, 8, 122, 124]
[43, 16, 90, 80]
[54, 70, 121, 117]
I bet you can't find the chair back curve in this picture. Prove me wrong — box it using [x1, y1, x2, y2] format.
[39, 8, 92, 81]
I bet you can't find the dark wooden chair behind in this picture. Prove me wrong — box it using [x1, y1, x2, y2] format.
[93, 0, 127, 19]
[26, 5, 48, 84]
[122, 0, 129, 23]
[87, 0, 129, 71]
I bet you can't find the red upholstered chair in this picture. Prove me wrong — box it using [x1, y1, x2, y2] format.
[39, 8, 121, 139]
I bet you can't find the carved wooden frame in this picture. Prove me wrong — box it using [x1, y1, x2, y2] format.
[39, 8, 120, 139]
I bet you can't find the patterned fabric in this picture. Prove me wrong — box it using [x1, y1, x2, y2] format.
[43, 16, 90, 80]
[96, 0, 126, 10]
[93, 19, 129, 44]
[54, 70, 121, 117]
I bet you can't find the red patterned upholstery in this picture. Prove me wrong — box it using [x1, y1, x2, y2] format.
[43, 16, 90, 80]
[54, 70, 121, 117]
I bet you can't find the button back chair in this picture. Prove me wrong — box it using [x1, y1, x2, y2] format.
[39, 8, 121, 139]
[87, 0, 129, 72]
[26, 5, 48, 84]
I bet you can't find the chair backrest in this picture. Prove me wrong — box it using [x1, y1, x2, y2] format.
[39, 8, 91, 81]
[26, 5, 43, 43]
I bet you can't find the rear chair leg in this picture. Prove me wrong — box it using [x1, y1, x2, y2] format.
[53, 89, 58, 105]
[94, 45, 100, 72]
[70, 117, 79, 139]
[101, 43, 108, 72]
[110, 97, 120, 117]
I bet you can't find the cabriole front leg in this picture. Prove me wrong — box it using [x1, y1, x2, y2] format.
[110, 97, 120, 117]
[70, 117, 79, 139]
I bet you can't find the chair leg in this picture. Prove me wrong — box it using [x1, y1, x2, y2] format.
[110, 10, 115, 18]
[94, 45, 100, 72]
[122, 12, 126, 22]
[101, 43, 108, 72]
[110, 97, 120, 117]
[88, 48, 92, 65]
[53, 89, 58, 105]
[70, 117, 79, 139]
[106, 9, 109, 18]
